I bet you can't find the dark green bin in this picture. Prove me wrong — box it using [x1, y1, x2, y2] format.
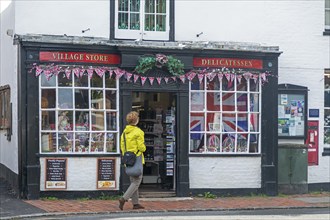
[278, 143, 308, 194]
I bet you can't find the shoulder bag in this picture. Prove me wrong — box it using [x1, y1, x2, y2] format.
[123, 133, 143, 177]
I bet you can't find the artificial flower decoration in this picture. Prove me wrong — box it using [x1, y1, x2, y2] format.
[134, 54, 185, 76]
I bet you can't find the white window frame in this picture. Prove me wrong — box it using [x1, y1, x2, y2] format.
[326, 0, 330, 30]
[39, 71, 119, 154]
[189, 74, 262, 154]
[115, 0, 170, 40]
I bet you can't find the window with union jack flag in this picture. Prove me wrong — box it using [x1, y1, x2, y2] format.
[189, 73, 261, 154]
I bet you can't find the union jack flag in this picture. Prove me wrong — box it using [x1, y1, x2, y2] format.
[190, 112, 204, 140]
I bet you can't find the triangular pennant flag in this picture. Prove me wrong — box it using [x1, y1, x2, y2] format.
[261, 73, 267, 82]
[44, 70, 53, 81]
[65, 69, 71, 79]
[108, 70, 114, 78]
[79, 68, 85, 77]
[156, 77, 162, 85]
[198, 74, 204, 84]
[72, 68, 80, 78]
[126, 73, 133, 82]
[252, 74, 259, 83]
[115, 69, 124, 79]
[217, 73, 223, 81]
[179, 75, 186, 83]
[35, 66, 43, 76]
[243, 72, 252, 80]
[95, 68, 105, 78]
[225, 73, 231, 82]
[134, 74, 140, 83]
[149, 77, 155, 85]
[87, 68, 94, 79]
[171, 76, 177, 82]
[141, 76, 147, 85]
[186, 71, 197, 81]
[164, 77, 169, 84]
[230, 74, 235, 82]
[207, 72, 216, 81]
[237, 75, 242, 84]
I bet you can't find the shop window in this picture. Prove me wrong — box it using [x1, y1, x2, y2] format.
[39, 72, 119, 154]
[325, 0, 330, 35]
[324, 69, 330, 155]
[115, 0, 170, 40]
[189, 75, 261, 154]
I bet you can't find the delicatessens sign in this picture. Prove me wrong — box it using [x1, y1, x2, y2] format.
[193, 58, 263, 69]
[39, 52, 121, 65]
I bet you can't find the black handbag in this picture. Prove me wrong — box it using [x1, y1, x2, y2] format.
[122, 134, 137, 167]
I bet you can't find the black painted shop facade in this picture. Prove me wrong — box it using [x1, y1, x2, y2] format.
[16, 37, 280, 199]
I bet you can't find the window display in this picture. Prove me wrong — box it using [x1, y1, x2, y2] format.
[189, 74, 261, 154]
[39, 72, 119, 154]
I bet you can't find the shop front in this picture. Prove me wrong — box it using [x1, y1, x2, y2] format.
[19, 36, 280, 199]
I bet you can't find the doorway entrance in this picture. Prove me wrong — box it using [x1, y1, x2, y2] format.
[132, 92, 176, 195]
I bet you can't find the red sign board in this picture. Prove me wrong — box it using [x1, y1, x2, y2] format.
[193, 58, 263, 69]
[39, 52, 121, 65]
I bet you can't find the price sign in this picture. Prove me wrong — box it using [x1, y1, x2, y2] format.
[97, 158, 116, 189]
[45, 158, 67, 189]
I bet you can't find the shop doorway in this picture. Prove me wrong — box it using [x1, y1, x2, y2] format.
[131, 92, 176, 196]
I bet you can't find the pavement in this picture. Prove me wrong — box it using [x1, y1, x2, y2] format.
[0, 177, 329, 220]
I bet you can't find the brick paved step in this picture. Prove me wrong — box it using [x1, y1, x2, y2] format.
[139, 191, 176, 198]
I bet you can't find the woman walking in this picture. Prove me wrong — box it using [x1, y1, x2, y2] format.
[119, 111, 146, 210]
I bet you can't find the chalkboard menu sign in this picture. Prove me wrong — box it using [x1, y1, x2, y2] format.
[97, 158, 116, 189]
[45, 158, 67, 189]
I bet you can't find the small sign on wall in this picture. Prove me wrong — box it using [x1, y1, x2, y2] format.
[309, 109, 319, 118]
[45, 158, 67, 189]
[97, 158, 116, 189]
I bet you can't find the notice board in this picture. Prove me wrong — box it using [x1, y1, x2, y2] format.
[45, 158, 67, 189]
[97, 158, 116, 189]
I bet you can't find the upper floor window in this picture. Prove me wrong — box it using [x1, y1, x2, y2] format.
[115, 0, 170, 40]
[325, 0, 330, 35]
[0, 85, 11, 130]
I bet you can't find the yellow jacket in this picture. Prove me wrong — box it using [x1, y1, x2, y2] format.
[120, 125, 146, 164]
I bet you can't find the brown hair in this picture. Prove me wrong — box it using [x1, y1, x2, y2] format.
[126, 111, 139, 125]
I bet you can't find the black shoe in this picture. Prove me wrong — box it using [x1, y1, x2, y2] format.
[133, 204, 145, 209]
[119, 197, 126, 210]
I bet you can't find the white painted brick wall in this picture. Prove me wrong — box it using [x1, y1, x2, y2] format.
[189, 157, 261, 188]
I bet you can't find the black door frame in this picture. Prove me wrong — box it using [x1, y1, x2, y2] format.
[119, 79, 190, 197]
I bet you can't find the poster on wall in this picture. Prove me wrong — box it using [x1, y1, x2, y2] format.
[278, 94, 305, 137]
[97, 158, 116, 189]
[45, 158, 67, 189]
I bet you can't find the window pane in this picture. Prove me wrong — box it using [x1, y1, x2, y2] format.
[325, 91, 330, 107]
[145, 14, 155, 31]
[58, 73, 72, 87]
[237, 133, 248, 152]
[106, 133, 116, 152]
[250, 78, 259, 92]
[250, 94, 259, 112]
[145, 0, 154, 13]
[207, 77, 220, 90]
[249, 134, 259, 153]
[156, 15, 166, 31]
[237, 93, 248, 112]
[207, 113, 221, 131]
[191, 92, 204, 111]
[190, 112, 205, 132]
[75, 111, 89, 131]
[191, 77, 204, 90]
[222, 92, 235, 111]
[41, 74, 56, 87]
[75, 89, 89, 109]
[206, 134, 220, 152]
[58, 132, 73, 152]
[91, 76, 103, 88]
[237, 78, 247, 91]
[118, 13, 128, 29]
[105, 73, 116, 88]
[130, 13, 140, 30]
[119, 0, 128, 11]
[207, 92, 220, 111]
[250, 113, 259, 132]
[91, 133, 105, 152]
[190, 133, 204, 152]
[92, 111, 104, 131]
[325, 109, 330, 127]
[222, 134, 235, 152]
[41, 89, 56, 108]
[75, 132, 90, 152]
[74, 73, 88, 87]
[222, 113, 236, 132]
[106, 112, 117, 131]
[106, 91, 117, 109]
[58, 111, 72, 131]
[156, 0, 166, 13]
[41, 111, 55, 130]
[130, 0, 140, 12]
[325, 128, 330, 144]
[58, 88, 73, 109]
[41, 133, 56, 153]
[91, 90, 104, 109]
[222, 77, 234, 91]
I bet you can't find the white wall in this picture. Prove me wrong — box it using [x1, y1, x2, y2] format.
[189, 157, 261, 188]
[0, 0, 19, 174]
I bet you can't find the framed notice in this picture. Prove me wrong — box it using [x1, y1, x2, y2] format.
[45, 158, 67, 189]
[97, 158, 116, 190]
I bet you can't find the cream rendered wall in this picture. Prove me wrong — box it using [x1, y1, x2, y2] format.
[0, 0, 19, 174]
[15, 0, 109, 38]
